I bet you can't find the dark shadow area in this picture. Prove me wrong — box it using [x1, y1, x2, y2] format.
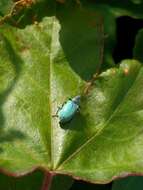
[113, 16, 143, 63]
[58, 113, 92, 168]
[0, 35, 26, 151]
[0, 35, 22, 131]
[0, 129, 26, 153]
[60, 112, 86, 131]
[70, 179, 112, 190]
[0, 129, 26, 143]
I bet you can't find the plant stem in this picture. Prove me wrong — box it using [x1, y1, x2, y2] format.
[41, 171, 54, 190]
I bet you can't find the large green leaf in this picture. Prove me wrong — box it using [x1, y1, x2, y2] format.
[1, 1, 143, 185]
[0, 7, 104, 180]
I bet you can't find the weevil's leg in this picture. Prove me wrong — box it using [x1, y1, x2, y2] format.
[55, 107, 60, 115]
[52, 106, 61, 117]
[61, 100, 68, 107]
[61, 102, 65, 107]
[57, 106, 61, 110]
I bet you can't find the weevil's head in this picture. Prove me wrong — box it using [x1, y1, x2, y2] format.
[72, 95, 81, 105]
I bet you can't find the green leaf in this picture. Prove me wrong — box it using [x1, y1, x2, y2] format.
[0, 7, 104, 180]
[0, 170, 44, 190]
[112, 176, 143, 190]
[75, 1, 116, 70]
[134, 29, 143, 62]
[56, 3, 105, 81]
[1, 1, 143, 185]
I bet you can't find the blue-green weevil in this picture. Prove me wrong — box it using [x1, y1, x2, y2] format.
[55, 95, 81, 124]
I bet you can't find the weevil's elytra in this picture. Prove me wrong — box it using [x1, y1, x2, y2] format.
[55, 95, 81, 124]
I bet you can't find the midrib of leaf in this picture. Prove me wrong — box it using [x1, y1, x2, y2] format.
[57, 65, 141, 170]
[49, 17, 56, 169]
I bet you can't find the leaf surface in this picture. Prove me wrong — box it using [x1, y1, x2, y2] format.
[0, 6, 104, 179]
[1, 1, 143, 185]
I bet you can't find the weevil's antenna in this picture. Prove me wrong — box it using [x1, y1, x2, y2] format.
[83, 15, 104, 96]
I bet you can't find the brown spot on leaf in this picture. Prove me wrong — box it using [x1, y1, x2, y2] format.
[124, 68, 129, 75]
[16, 0, 35, 7]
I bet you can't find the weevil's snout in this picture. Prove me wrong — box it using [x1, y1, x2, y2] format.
[72, 95, 81, 105]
